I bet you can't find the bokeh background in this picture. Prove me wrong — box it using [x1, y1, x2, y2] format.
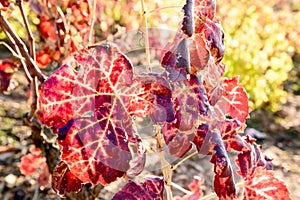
[0, 0, 299, 199]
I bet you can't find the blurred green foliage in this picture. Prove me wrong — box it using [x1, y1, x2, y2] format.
[0, 4, 37, 43]
[218, 0, 300, 112]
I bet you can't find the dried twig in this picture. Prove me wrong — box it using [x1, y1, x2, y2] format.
[140, 0, 151, 72]
[0, 13, 46, 82]
[0, 9, 46, 122]
[16, 0, 36, 61]
[88, 0, 97, 45]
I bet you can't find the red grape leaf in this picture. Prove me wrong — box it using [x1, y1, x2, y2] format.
[236, 135, 273, 179]
[163, 122, 194, 157]
[39, 64, 78, 131]
[215, 119, 246, 152]
[52, 161, 83, 196]
[194, 0, 216, 20]
[193, 123, 214, 154]
[55, 45, 143, 185]
[193, 124, 237, 198]
[192, 18, 224, 71]
[161, 2, 223, 78]
[243, 167, 291, 200]
[194, 119, 246, 155]
[40, 44, 176, 187]
[20, 147, 46, 176]
[210, 129, 236, 199]
[39, 15, 56, 42]
[161, 38, 190, 81]
[112, 177, 164, 200]
[58, 116, 133, 185]
[172, 75, 209, 131]
[20, 146, 50, 187]
[189, 33, 210, 73]
[213, 77, 249, 123]
[225, 134, 246, 152]
[162, 75, 209, 157]
[182, 0, 194, 37]
[134, 73, 175, 123]
[0, 60, 18, 93]
[188, 2, 222, 74]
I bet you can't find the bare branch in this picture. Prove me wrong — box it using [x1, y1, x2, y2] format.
[16, 0, 36, 61]
[0, 12, 47, 82]
[2, 32, 32, 83]
[88, 0, 97, 45]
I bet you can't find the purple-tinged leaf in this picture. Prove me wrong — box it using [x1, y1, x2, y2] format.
[172, 75, 209, 131]
[210, 129, 236, 199]
[235, 136, 290, 199]
[163, 123, 193, 158]
[162, 75, 210, 157]
[40, 44, 147, 187]
[215, 119, 247, 152]
[182, 0, 194, 37]
[161, 38, 190, 81]
[112, 178, 164, 200]
[58, 116, 132, 185]
[236, 135, 273, 179]
[194, 19, 224, 64]
[127, 141, 146, 177]
[193, 123, 214, 155]
[189, 34, 210, 74]
[134, 73, 175, 123]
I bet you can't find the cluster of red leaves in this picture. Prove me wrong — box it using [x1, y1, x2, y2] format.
[0, 0, 14, 13]
[29, 0, 93, 69]
[35, 0, 290, 199]
[112, 178, 164, 200]
[20, 146, 50, 187]
[36, 48, 60, 69]
[39, 44, 173, 195]
[160, 0, 289, 199]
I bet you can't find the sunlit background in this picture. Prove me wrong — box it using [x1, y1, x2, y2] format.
[0, 0, 299, 199]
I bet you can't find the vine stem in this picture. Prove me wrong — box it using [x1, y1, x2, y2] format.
[0, 13, 46, 82]
[88, 0, 97, 44]
[16, 0, 36, 61]
[0, 8, 47, 122]
[171, 182, 193, 195]
[3, 33, 32, 83]
[171, 151, 198, 171]
[140, 0, 151, 72]
[147, 5, 182, 16]
[155, 125, 173, 200]
[0, 42, 25, 61]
